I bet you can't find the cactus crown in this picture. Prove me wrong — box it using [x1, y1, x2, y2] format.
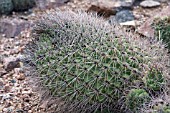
[27, 10, 170, 113]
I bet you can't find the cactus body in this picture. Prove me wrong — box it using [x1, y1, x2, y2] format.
[27, 11, 170, 113]
[0, 0, 13, 14]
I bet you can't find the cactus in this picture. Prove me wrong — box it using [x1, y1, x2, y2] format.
[152, 17, 170, 50]
[0, 0, 13, 15]
[12, 0, 36, 11]
[126, 89, 150, 112]
[152, 104, 170, 113]
[26, 11, 170, 113]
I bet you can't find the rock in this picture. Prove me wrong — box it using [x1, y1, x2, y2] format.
[0, 78, 4, 89]
[115, 10, 134, 23]
[0, 0, 13, 15]
[140, 0, 160, 8]
[10, 79, 16, 83]
[0, 18, 31, 38]
[4, 84, 10, 92]
[0, 93, 12, 100]
[2, 108, 8, 112]
[12, 0, 36, 11]
[121, 0, 136, 8]
[3, 56, 20, 72]
[87, 5, 117, 18]
[16, 73, 25, 80]
[0, 68, 6, 76]
[120, 20, 136, 26]
[92, 0, 136, 8]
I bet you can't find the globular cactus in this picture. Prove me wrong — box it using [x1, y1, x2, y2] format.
[12, 0, 36, 11]
[27, 11, 170, 113]
[0, 0, 13, 15]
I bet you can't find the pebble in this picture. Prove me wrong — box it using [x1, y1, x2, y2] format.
[0, 79, 4, 87]
[16, 73, 25, 80]
[3, 56, 20, 72]
[140, 0, 160, 8]
[4, 84, 10, 92]
[3, 108, 8, 112]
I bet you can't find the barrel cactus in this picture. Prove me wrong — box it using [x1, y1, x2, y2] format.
[26, 11, 170, 113]
[0, 0, 13, 15]
[12, 0, 36, 11]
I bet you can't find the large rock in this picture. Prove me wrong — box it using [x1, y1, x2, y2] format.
[12, 0, 36, 11]
[0, 18, 31, 38]
[0, 0, 13, 15]
[140, 0, 160, 8]
[115, 10, 134, 23]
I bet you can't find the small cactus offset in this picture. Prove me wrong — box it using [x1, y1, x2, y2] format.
[26, 11, 170, 113]
[12, 0, 36, 11]
[0, 0, 13, 15]
[126, 89, 150, 112]
[152, 17, 170, 50]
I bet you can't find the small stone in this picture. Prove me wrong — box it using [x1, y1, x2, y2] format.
[28, 110, 32, 113]
[3, 56, 20, 72]
[0, 68, 7, 76]
[22, 90, 32, 95]
[121, 0, 135, 8]
[120, 20, 136, 26]
[2, 108, 8, 112]
[0, 18, 31, 38]
[16, 73, 25, 80]
[4, 84, 10, 92]
[10, 79, 16, 83]
[0, 79, 4, 89]
[24, 98, 30, 102]
[87, 5, 117, 18]
[140, 0, 160, 8]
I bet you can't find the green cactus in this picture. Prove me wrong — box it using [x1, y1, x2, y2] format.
[153, 104, 170, 113]
[12, 0, 36, 11]
[162, 105, 170, 113]
[126, 89, 150, 112]
[0, 0, 13, 15]
[27, 11, 169, 113]
[143, 68, 165, 91]
[152, 17, 170, 50]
